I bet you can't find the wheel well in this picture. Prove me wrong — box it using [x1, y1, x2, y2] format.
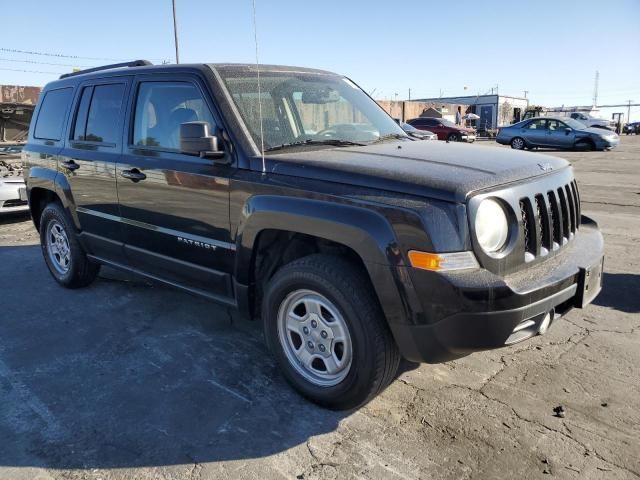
[29, 188, 60, 232]
[248, 230, 371, 319]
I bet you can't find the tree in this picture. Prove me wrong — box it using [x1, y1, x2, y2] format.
[500, 101, 513, 125]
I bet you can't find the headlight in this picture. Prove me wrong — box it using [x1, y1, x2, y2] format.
[475, 199, 509, 253]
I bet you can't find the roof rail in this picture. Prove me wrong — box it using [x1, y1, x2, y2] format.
[59, 60, 153, 79]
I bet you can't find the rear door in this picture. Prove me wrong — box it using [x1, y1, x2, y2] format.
[522, 118, 548, 146]
[116, 74, 235, 302]
[61, 78, 131, 260]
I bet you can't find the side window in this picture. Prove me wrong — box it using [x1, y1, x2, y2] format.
[133, 81, 216, 150]
[548, 120, 563, 131]
[72, 87, 93, 141]
[526, 119, 546, 129]
[84, 84, 125, 144]
[34, 88, 73, 140]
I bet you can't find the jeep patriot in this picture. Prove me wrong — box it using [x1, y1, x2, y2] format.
[23, 61, 604, 409]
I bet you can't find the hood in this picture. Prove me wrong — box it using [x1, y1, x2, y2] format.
[263, 141, 569, 202]
[581, 126, 614, 136]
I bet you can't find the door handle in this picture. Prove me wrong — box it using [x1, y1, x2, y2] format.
[120, 168, 147, 182]
[61, 160, 80, 171]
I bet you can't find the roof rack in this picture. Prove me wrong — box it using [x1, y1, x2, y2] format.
[59, 60, 153, 79]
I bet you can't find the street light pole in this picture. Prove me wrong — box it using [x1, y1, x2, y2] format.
[172, 0, 180, 64]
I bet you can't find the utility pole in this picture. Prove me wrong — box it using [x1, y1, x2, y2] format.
[628, 99, 633, 123]
[172, 0, 180, 64]
[592, 70, 599, 107]
[408, 88, 411, 101]
[523, 90, 528, 99]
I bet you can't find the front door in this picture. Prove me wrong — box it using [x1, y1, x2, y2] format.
[479, 105, 493, 130]
[546, 119, 575, 148]
[116, 75, 235, 302]
[61, 78, 131, 261]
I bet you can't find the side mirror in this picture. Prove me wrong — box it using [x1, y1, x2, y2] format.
[180, 122, 226, 161]
[565, 127, 572, 134]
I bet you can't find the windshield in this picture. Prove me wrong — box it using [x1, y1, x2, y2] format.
[440, 118, 457, 127]
[563, 118, 586, 129]
[218, 69, 407, 151]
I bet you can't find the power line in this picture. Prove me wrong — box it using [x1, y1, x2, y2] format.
[0, 47, 128, 61]
[0, 47, 166, 63]
[0, 66, 65, 75]
[0, 57, 93, 68]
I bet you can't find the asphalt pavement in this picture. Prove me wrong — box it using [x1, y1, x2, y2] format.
[1, 136, 639, 480]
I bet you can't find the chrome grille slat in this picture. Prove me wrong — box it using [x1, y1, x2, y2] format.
[557, 187, 570, 241]
[565, 184, 576, 234]
[535, 194, 551, 253]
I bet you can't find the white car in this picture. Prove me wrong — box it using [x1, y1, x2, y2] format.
[0, 147, 28, 214]
[567, 112, 611, 129]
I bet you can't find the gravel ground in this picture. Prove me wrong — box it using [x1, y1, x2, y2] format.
[1, 136, 638, 480]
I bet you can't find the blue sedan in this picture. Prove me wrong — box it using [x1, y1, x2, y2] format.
[497, 117, 619, 151]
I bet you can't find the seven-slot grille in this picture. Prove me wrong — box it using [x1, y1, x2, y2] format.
[519, 180, 581, 262]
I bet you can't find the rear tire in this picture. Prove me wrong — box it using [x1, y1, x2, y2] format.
[40, 202, 100, 288]
[263, 254, 400, 410]
[511, 137, 525, 150]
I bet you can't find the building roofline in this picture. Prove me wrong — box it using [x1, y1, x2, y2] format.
[413, 94, 529, 102]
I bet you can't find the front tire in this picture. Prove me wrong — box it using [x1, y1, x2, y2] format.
[511, 137, 525, 149]
[40, 202, 100, 288]
[263, 254, 400, 410]
[447, 133, 459, 142]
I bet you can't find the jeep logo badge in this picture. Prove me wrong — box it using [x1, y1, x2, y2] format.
[538, 163, 553, 172]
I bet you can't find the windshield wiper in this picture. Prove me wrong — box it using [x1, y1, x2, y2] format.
[265, 139, 366, 152]
[370, 133, 410, 144]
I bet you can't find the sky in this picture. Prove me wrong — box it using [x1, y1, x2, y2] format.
[2, 0, 640, 120]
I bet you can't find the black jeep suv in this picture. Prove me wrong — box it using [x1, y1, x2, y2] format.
[23, 61, 604, 409]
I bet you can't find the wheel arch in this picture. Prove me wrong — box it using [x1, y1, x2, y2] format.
[234, 195, 409, 325]
[27, 168, 80, 231]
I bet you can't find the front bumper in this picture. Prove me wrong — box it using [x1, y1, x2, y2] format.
[594, 136, 620, 149]
[390, 216, 604, 363]
[460, 134, 476, 143]
[0, 180, 29, 213]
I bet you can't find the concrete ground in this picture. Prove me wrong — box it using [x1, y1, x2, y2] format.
[1, 136, 638, 480]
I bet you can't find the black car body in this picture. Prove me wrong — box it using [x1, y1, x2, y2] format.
[23, 61, 604, 409]
[624, 121, 640, 135]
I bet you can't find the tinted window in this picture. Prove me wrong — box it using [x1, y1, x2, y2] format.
[133, 82, 216, 150]
[34, 88, 73, 140]
[72, 87, 93, 141]
[84, 84, 125, 144]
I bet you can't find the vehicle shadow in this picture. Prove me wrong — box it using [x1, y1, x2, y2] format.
[0, 245, 353, 470]
[0, 210, 30, 226]
[592, 272, 640, 314]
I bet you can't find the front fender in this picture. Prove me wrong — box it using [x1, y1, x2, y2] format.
[235, 195, 412, 325]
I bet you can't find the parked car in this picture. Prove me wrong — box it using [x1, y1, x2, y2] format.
[400, 122, 437, 140]
[407, 117, 476, 142]
[0, 145, 28, 214]
[623, 121, 640, 135]
[24, 61, 604, 409]
[497, 117, 619, 151]
[566, 112, 611, 129]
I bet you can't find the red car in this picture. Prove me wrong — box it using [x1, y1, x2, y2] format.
[407, 117, 476, 142]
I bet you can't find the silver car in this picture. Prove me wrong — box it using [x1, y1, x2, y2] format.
[496, 117, 619, 151]
[0, 147, 28, 214]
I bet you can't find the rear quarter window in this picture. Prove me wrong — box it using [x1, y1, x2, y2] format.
[34, 87, 73, 141]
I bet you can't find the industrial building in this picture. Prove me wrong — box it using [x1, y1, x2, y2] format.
[413, 94, 529, 129]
